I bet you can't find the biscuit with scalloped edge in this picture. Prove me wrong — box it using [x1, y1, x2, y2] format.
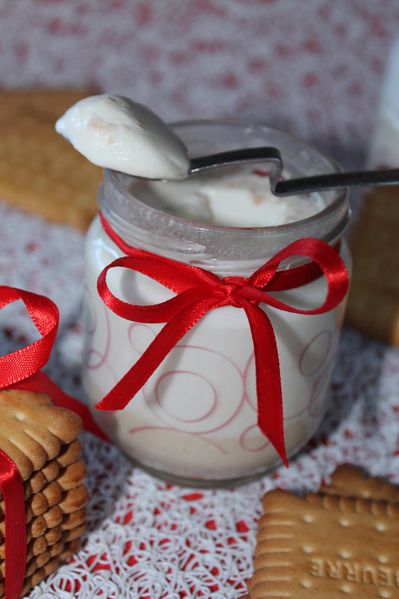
[22, 539, 81, 596]
[0, 389, 87, 598]
[0, 389, 82, 480]
[57, 440, 82, 467]
[321, 464, 399, 503]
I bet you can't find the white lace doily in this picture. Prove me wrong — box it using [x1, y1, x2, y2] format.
[0, 203, 397, 598]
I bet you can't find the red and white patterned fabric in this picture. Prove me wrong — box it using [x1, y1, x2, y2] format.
[1, 0, 399, 167]
[0, 203, 398, 598]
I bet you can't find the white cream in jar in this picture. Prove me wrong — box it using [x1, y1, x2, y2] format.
[132, 164, 325, 226]
[79, 121, 351, 485]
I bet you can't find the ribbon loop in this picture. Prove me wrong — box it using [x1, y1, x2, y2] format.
[0, 286, 58, 388]
[97, 213, 350, 467]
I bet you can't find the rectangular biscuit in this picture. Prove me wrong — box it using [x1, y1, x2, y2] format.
[321, 464, 399, 503]
[345, 186, 399, 346]
[249, 489, 399, 598]
[0, 88, 101, 230]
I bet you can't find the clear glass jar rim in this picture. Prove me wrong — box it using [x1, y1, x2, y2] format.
[105, 118, 347, 239]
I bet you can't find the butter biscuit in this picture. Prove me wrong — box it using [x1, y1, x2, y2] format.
[0, 88, 101, 230]
[249, 490, 399, 598]
[321, 464, 399, 503]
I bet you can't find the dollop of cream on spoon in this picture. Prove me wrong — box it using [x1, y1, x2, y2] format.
[55, 94, 189, 180]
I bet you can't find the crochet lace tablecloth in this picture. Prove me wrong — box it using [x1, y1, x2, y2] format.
[0, 203, 398, 598]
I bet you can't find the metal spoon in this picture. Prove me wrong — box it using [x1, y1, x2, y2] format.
[189, 147, 399, 196]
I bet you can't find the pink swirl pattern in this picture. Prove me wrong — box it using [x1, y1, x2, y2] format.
[154, 370, 218, 424]
[128, 322, 158, 356]
[283, 329, 334, 422]
[128, 424, 228, 454]
[140, 344, 245, 435]
[308, 363, 335, 419]
[83, 287, 111, 370]
[244, 350, 312, 422]
[243, 352, 257, 413]
[299, 330, 332, 377]
[239, 424, 270, 453]
[245, 328, 335, 426]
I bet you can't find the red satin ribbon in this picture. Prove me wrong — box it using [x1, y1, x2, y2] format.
[0, 450, 25, 599]
[0, 285, 107, 599]
[0, 286, 57, 388]
[97, 213, 349, 466]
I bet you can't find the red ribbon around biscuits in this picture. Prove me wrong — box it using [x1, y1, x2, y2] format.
[97, 213, 349, 467]
[0, 285, 107, 599]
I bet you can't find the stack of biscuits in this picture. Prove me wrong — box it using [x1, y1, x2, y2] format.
[0, 389, 88, 597]
[247, 464, 399, 598]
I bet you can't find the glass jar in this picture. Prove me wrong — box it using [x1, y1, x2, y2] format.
[82, 121, 351, 487]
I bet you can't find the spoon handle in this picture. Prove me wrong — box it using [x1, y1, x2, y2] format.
[274, 168, 399, 196]
[189, 147, 282, 175]
[189, 147, 399, 197]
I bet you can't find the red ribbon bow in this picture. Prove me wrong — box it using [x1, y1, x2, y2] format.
[97, 214, 349, 466]
[0, 286, 107, 599]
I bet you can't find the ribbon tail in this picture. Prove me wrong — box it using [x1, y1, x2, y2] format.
[96, 298, 217, 411]
[244, 305, 288, 467]
[0, 450, 25, 599]
[11, 372, 110, 443]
